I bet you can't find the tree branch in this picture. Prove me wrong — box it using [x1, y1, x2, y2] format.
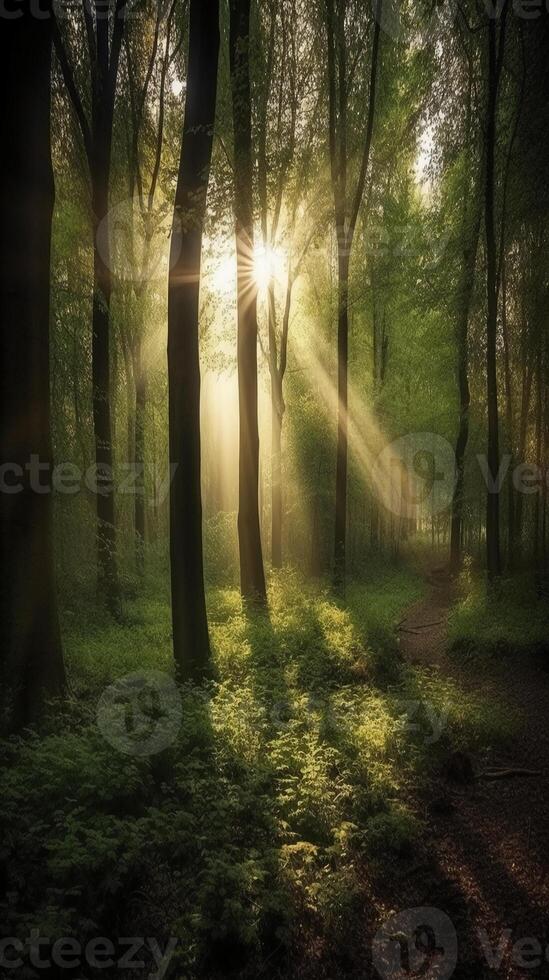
[52, 16, 94, 167]
[348, 0, 382, 244]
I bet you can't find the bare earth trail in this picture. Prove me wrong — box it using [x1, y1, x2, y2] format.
[392, 569, 549, 979]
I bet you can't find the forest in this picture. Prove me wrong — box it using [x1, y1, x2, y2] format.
[0, 0, 548, 977]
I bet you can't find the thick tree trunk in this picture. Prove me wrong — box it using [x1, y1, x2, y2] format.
[168, 0, 219, 678]
[230, 0, 267, 604]
[0, 4, 65, 731]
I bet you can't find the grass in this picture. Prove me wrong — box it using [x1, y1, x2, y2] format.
[448, 561, 549, 658]
[0, 562, 514, 978]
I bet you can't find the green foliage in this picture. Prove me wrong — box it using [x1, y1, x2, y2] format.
[448, 565, 549, 658]
[0, 567, 512, 977]
[204, 511, 240, 586]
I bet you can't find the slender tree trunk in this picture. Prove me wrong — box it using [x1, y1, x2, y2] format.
[484, 14, 504, 580]
[91, 170, 120, 610]
[0, 3, 65, 732]
[542, 378, 548, 579]
[501, 262, 516, 568]
[120, 328, 134, 463]
[325, 0, 381, 592]
[333, 247, 350, 589]
[168, 0, 219, 678]
[53, 0, 125, 612]
[450, 207, 481, 570]
[270, 274, 293, 570]
[271, 391, 283, 569]
[534, 336, 543, 562]
[515, 350, 534, 561]
[91, 4, 122, 612]
[230, 0, 267, 604]
[134, 329, 147, 573]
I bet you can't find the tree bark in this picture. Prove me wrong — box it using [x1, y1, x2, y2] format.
[326, 0, 382, 592]
[0, 3, 65, 731]
[230, 0, 268, 604]
[92, 170, 119, 609]
[484, 9, 508, 580]
[271, 384, 283, 569]
[333, 247, 350, 588]
[534, 335, 544, 563]
[270, 270, 295, 569]
[124, 6, 175, 575]
[53, 0, 125, 611]
[450, 207, 481, 569]
[514, 344, 534, 561]
[501, 262, 516, 568]
[168, 0, 219, 678]
[133, 328, 146, 573]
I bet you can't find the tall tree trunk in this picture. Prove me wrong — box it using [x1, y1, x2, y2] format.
[450, 207, 481, 569]
[270, 274, 294, 570]
[333, 247, 350, 588]
[271, 388, 283, 570]
[91, 170, 120, 610]
[168, 0, 219, 678]
[326, 0, 382, 592]
[133, 323, 146, 574]
[484, 10, 507, 580]
[542, 378, 548, 579]
[534, 335, 543, 563]
[0, 3, 65, 732]
[501, 262, 516, 568]
[514, 347, 534, 560]
[53, 0, 125, 612]
[230, 0, 267, 604]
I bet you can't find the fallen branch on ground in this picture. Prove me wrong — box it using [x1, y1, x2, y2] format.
[398, 620, 443, 634]
[479, 767, 543, 780]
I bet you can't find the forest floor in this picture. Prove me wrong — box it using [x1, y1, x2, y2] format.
[3, 557, 549, 980]
[386, 565, 549, 979]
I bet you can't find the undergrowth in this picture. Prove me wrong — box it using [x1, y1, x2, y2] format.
[0, 563, 512, 978]
[448, 560, 549, 658]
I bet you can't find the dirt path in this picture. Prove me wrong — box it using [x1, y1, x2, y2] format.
[393, 569, 549, 979]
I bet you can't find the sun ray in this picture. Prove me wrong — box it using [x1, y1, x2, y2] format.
[291, 331, 414, 519]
